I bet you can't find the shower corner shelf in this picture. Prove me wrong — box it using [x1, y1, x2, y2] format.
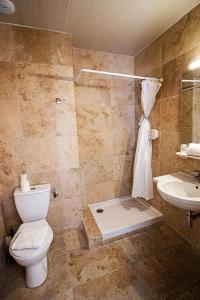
[176, 152, 200, 160]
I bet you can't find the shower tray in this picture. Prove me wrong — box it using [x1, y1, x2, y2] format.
[89, 196, 163, 240]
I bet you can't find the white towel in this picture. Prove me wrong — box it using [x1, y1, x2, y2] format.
[11, 226, 48, 250]
[187, 143, 200, 157]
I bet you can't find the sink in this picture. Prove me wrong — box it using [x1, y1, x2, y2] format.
[154, 172, 200, 211]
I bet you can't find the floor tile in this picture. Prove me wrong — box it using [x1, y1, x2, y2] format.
[135, 244, 200, 299]
[68, 243, 129, 287]
[119, 223, 183, 263]
[73, 266, 152, 300]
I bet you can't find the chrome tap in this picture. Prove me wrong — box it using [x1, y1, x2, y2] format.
[192, 170, 200, 183]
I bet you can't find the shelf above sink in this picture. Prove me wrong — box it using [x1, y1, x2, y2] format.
[176, 152, 200, 160]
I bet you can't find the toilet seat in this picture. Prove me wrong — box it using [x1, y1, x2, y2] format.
[9, 220, 53, 261]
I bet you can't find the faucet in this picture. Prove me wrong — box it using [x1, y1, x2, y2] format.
[192, 170, 200, 183]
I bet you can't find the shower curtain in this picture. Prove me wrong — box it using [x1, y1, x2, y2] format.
[132, 79, 162, 200]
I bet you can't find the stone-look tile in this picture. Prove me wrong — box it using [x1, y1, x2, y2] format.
[78, 130, 113, 161]
[13, 27, 72, 65]
[24, 137, 54, 173]
[162, 4, 200, 64]
[49, 228, 87, 259]
[73, 47, 112, 77]
[82, 207, 102, 249]
[48, 196, 82, 233]
[159, 131, 181, 163]
[54, 136, 79, 170]
[73, 266, 152, 300]
[151, 159, 160, 177]
[29, 168, 81, 202]
[0, 24, 14, 62]
[20, 100, 55, 138]
[80, 159, 113, 185]
[1, 254, 72, 300]
[176, 284, 200, 299]
[162, 57, 182, 98]
[0, 99, 23, 138]
[77, 105, 111, 135]
[135, 38, 162, 75]
[120, 223, 183, 263]
[17, 63, 77, 138]
[0, 203, 5, 276]
[48, 168, 81, 200]
[0, 138, 26, 180]
[0, 177, 21, 232]
[113, 176, 133, 198]
[135, 244, 200, 299]
[68, 242, 129, 287]
[55, 103, 77, 138]
[112, 106, 135, 156]
[112, 155, 133, 183]
[111, 79, 135, 107]
[74, 81, 111, 107]
[82, 181, 115, 207]
[109, 53, 134, 74]
[25, 135, 79, 173]
[160, 96, 181, 132]
[0, 62, 19, 102]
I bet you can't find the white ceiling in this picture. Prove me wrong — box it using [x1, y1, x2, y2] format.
[0, 0, 200, 55]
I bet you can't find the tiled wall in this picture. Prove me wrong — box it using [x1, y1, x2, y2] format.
[0, 24, 80, 234]
[73, 48, 135, 207]
[0, 24, 135, 237]
[0, 187, 6, 277]
[135, 4, 200, 248]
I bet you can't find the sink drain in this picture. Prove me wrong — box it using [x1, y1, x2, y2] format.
[96, 208, 104, 213]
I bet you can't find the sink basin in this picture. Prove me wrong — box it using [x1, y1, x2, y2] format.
[157, 180, 200, 211]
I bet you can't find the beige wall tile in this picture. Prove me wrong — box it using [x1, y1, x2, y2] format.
[78, 130, 113, 161]
[81, 159, 113, 186]
[0, 138, 26, 180]
[162, 5, 200, 64]
[75, 83, 111, 107]
[82, 181, 115, 207]
[48, 196, 82, 233]
[160, 96, 181, 132]
[135, 38, 162, 75]
[0, 24, 14, 62]
[162, 58, 182, 98]
[77, 105, 111, 135]
[111, 79, 135, 107]
[0, 62, 19, 102]
[0, 100, 23, 138]
[13, 27, 72, 65]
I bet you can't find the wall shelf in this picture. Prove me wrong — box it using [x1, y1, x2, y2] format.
[176, 152, 200, 160]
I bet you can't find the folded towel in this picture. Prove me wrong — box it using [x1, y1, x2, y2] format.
[187, 143, 200, 157]
[11, 226, 48, 250]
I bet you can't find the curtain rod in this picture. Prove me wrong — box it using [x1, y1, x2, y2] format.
[75, 68, 163, 84]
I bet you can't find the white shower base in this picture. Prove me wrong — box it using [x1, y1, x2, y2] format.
[89, 196, 163, 240]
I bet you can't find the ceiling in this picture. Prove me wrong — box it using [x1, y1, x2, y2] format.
[0, 0, 200, 55]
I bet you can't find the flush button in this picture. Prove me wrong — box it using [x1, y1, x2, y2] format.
[96, 208, 104, 213]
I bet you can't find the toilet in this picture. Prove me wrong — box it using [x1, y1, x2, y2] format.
[9, 184, 53, 288]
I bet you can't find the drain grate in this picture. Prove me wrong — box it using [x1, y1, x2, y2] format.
[96, 208, 104, 213]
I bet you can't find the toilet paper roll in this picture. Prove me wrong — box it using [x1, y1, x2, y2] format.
[21, 179, 30, 192]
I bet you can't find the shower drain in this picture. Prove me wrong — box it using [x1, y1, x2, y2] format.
[96, 208, 104, 213]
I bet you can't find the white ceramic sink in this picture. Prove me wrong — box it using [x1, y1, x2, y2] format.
[154, 172, 200, 211]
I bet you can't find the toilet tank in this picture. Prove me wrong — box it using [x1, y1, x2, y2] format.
[14, 184, 51, 223]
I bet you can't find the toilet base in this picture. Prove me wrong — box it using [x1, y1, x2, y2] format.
[26, 255, 48, 288]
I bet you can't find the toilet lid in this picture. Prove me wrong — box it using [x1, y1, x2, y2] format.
[9, 220, 53, 259]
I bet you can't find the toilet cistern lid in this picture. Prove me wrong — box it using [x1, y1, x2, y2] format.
[14, 184, 50, 196]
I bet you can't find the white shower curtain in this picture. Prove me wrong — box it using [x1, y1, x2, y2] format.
[132, 79, 162, 200]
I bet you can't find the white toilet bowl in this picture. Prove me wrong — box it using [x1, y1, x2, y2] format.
[9, 219, 53, 288]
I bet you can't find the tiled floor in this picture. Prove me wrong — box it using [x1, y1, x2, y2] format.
[1, 223, 200, 299]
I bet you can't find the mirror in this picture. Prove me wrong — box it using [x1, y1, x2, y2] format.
[181, 68, 200, 144]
